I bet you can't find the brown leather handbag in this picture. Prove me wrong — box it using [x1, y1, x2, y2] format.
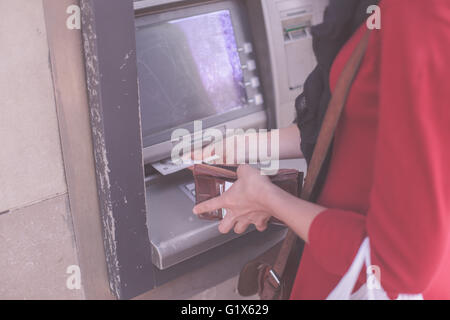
[236, 30, 372, 300]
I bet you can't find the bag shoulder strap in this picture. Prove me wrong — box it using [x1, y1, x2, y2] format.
[301, 30, 371, 200]
[261, 30, 372, 299]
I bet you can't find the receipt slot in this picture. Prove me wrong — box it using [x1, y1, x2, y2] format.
[81, 0, 325, 299]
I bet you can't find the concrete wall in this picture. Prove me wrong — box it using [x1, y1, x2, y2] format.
[0, 0, 84, 299]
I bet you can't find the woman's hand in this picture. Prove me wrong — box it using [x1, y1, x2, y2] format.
[193, 164, 327, 242]
[193, 165, 274, 234]
[187, 133, 243, 165]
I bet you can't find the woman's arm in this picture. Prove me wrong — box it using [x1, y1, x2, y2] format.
[262, 180, 325, 243]
[277, 124, 304, 160]
[188, 124, 304, 164]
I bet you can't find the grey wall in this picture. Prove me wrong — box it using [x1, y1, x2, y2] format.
[0, 0, 84, 299]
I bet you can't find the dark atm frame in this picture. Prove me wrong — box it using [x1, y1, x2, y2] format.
[80, 0, 286, 299]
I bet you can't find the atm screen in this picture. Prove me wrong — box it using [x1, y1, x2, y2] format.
[136, 10, 247, 138]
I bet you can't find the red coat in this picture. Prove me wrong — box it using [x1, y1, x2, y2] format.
[290, 0, 450, 300]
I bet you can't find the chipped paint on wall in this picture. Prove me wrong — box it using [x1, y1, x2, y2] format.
[80, 0, 121, 299]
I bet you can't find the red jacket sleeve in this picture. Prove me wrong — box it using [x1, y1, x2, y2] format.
[308, 0, 450, 295]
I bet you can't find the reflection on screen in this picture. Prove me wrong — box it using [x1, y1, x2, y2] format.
[136, 10, 247, 137]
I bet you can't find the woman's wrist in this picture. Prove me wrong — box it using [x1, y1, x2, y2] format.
[262, 182, 327, 242]
[262, 182, 286, 220]
[254, 179, 279, 217]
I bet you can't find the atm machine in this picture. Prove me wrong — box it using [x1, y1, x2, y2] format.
[134, 0, 328, 272]
[83, 0, 328, 299]
[131, 0, 329, 295]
